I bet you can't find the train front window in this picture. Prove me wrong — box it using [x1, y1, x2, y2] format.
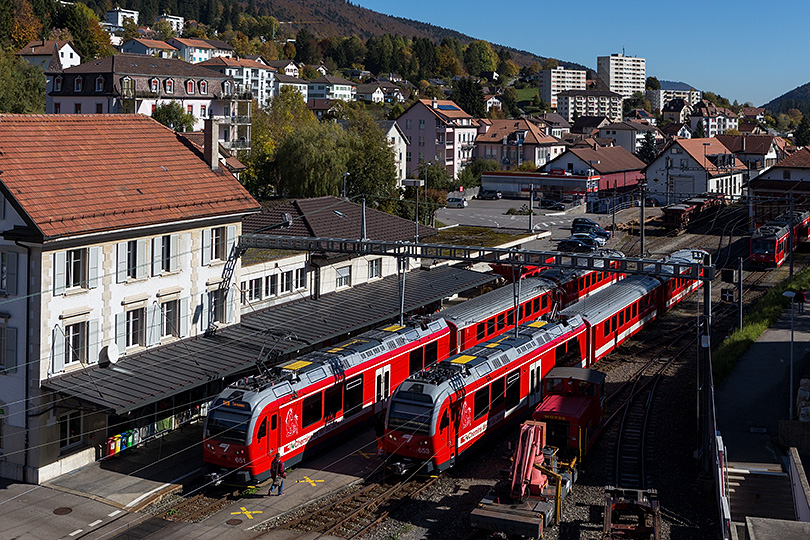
[544, 378, 565, 394]
[206, 410, 250, 443]
[752, 239, 772, 254]
[388, 400, 433, 435]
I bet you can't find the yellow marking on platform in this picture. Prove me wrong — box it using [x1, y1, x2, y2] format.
[295, 476, 325, 486]
[382, 324, 405, 332]
[528, 320, 548, 328]
[282, 360, 311, 371]
[231, 507, 263, 519]
[451, 355, 476, 365]
[353, 451, 376, 459]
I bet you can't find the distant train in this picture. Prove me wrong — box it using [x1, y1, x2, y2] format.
[750, 210, 810, 268]
[203, 256, 625, 483]
[661, 194, 726, 230]
[383, 249, 707, 475]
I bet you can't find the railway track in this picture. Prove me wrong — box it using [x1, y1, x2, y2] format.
[160, 487, 240, 523]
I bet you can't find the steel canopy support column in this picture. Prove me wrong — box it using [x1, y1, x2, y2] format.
[398, 255, 406, 326]
[700, 252, 713, 477]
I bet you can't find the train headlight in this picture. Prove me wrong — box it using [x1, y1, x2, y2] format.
[205, 443, 214, 450]
[388, 434, 396, 441]
[235, 449, 245, 456]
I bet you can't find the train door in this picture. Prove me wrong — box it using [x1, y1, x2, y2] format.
[528, 358, 543, 407]
[375, 365, 391, 412]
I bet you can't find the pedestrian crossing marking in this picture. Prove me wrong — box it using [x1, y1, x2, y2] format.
[231, 507, 263, 519]
[296, 476, 325, 486]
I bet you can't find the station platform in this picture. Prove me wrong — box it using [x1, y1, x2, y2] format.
[42, 418, 383, 538]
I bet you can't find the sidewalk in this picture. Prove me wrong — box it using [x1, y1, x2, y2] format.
[716, 306, 810, 464]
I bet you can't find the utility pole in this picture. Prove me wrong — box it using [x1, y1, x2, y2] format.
[529, 187, 534, 232]
[789, 190, 794, 277]
[639, 179, 647, 256]
[612, 179, 617, 232]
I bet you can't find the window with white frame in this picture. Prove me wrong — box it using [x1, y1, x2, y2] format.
[161, 300, 179, 338]
[59, 411, 81, 449]
[208, 289, 226, 323]
[249, 278, 262, 301]
[281, 270, 292, 293]
[74, 76, 82, 92]
[186, 80, 194, 94]
[66, 248, 88, 289]
[266, 274, 277, 296]
[157, 234, 177, 274]
[200, 80, 208, 94]
[65, 321, 87, 366]
[150, 78, 159, 93]
[95, 75, 104, 92]
[126, 240, 138, 279]
[368, 259, 382, 279]
[0, 252, 16, 295]
[54, 76, 63, 92]
[209, 227, 226, 262]
[125, 307, 145, 348]
[295, 268, 306, 289]
[336, 266, 351, 288]
[165, 79, 174, 94]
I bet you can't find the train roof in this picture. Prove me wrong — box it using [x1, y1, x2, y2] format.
[752, 210, 810, 240]
[394, 316, 585, 401]
[216, 319, 449, 410]
[559, 274, 659, 323]
[437, 277, 554, 327]
[545, 367, 606, 384]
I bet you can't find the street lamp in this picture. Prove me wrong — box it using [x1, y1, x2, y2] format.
[703, 142, 711, 196]
[783, 291, 796, 420]
[342, 172, 350, 200]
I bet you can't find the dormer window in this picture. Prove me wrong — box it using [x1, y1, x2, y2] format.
[223, 81, 232, 95]
[54, 75, 63, 92]
[74, 76, 82, 92]
[150, 78, 158, 93]
[165, 79, 174, 94]
[199, 80, 208, 94]
[95, 75, 104, 92]
[186, 80, 194, 94]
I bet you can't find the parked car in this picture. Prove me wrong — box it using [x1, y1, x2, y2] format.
[477, 190, 502, 200]
[557, 239, 596, 253]
[571, 217, 600, 228]
[572, 223, 612, 240]
[539, 199, 565, 211]
[446, 197, 468, 208]
[570, 232, 607, 247]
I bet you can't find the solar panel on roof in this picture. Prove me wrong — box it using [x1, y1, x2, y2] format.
[437, 105, 459, 111]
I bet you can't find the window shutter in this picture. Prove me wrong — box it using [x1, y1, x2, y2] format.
[52, 326, 65, 373]
[4, 327, 17, 373]
[200, 292, 209, 330]
[146, 303, 160, 346]
[202, 229, 211, 266]
[226, 225, 237, 256]
[179, 296, 190, 337]
[226, 287, 235, 324]
[87, 320, 99, 364]
[0, 195, 5, 219]
[151, 238, 161, 276]
[88, 247, 100, 288]
[136, 239, 148, 279]
[6, 251, 17, 296]
[115, 312, 126, 355]
[53, 251, 66, 295]
[170, 234, 180, 272]
[116, 242, 127, 283]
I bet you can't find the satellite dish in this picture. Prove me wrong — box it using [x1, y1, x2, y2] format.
[100, 345, 120, 367]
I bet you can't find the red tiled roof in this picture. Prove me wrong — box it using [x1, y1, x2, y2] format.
[715, 134, 776, 155]
[169, 37, 215, 49]
[555, 146, 646, 174]
[769, 147, 810, 169]
[670, 137, 747, 176]
[196, 56, 275, 70]
[129, 38, 178, 50]
[17, 40, 74, 56]
[475, 119, 559, 146]
[0, 115, 259, 240]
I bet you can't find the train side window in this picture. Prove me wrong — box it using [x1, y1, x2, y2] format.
[625, 306, 631, 320]
[343, 375, 364, 418]
[324, 384, 343, 418]
[257, 417, 267, 441]
[440, 411, 450, 430]
[507, 309, 514, 326]
[542, 295, 548, 309]
[497, 313, 505, 330]
[505, 370, 521, 410]
[612, 315, 617, 332]
[490, 377, 505, 411]
[632, 303, 637, 317]
[302, 392, 323, 428]
[425, 341, 438, 366]
[409, 348, 423, 375]
[271, 414, 277, 430]
[533, 298, 540, 312]
[477, 323, 485, 341]
[487, 318, 495, 335]
[474, 387, 489, 420]
[603, 322, 609, 337]
[618, 311, 624, 327]
[555, 338, 581, 367]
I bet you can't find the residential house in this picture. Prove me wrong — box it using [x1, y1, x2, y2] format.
[475, 118, 565, 170]
[716, 134, 784, 178]
[543, 146, 646, 191]
[556, 89, 623, 122]
[379, 121, 410, 187]
[155, 13, 184, 34]
[120, 38, 178, 59]
[106, 7, 138, 27]
[197, 56, 276, 107]
[274, 73, 309, 101]
[646, 83, 701, 112]
[533, 113, 571, 138]
[17, 40, 81, 71]
[748, 147, 810, 220]
[370, 79, 407, 103]
[202, 39, 235, 60]
[598, 121, 663, 155]
[264, 60, 299, 78]
[537, 66, 586, 108]
[307, 98, 341, 119]
[660, 122, 693, 140]
[596, 53, 645, 99]
[741, 107, 766, 124]
[625, 109, 656, 125]
[643, 138, 746, 204]
[570, 116, 611, 135]
[397, 98, 479, 179]
[307, 75, 356, 102]
[662, 98, 692, 124]
[0, 114, 259, 483]
[346, 68, 371, 79]
[46, 54, 251, 146]
[738, 122, 768, 136]
[690, 100, 739, 137]
[484, 94, 502, 113]
[166, 37, 215, 63]
[356, 83, 385, 103]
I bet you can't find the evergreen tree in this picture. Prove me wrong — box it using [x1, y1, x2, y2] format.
[450, 77, 486, 117]
[793, 116, 810, 147]
[637, 131, 658, 163]
[0, 49, 45, 113]
[693, 121, 705, 139]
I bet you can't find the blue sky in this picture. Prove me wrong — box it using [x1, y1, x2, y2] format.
[353, 0, 806, 106]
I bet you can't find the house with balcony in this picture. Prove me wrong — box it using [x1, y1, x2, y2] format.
[598, 121, 664, 155]
[475, 118, 565, 170]
[307, 75, 356, 102]
[17, 40, 81, 71]
[197, 56, 276, 107]
[156, 13, 184, 34]
[264, 60, 299, 77]
[166, 38, 233, 63]
[0, 114, 260, 483]
[662, 98, 692, 124]
[274, 73, 309, 101]
[661, 122, 693, 140]
[397, 98, 479, 179]
[690, 100, 739, 137]
[120, 38, 178, 59]
[716, 134, 784, 178]
[556, 89, 623, 123]
[45, 54, 251, 147]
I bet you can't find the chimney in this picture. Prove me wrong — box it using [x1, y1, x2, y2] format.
[203, 117, 220, 171]
[432, 97, 438, 109]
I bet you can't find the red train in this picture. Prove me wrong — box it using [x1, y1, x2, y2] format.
[750, 210, 810, 268]
[203, 257, 625, 483]
[661, 194, 725, 230]
[383, 249, 707, 475]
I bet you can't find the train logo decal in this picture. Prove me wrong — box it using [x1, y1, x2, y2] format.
[458, 421, 487, 447]
[285, 408, 299, 438]
[461, 402, 472, 429]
